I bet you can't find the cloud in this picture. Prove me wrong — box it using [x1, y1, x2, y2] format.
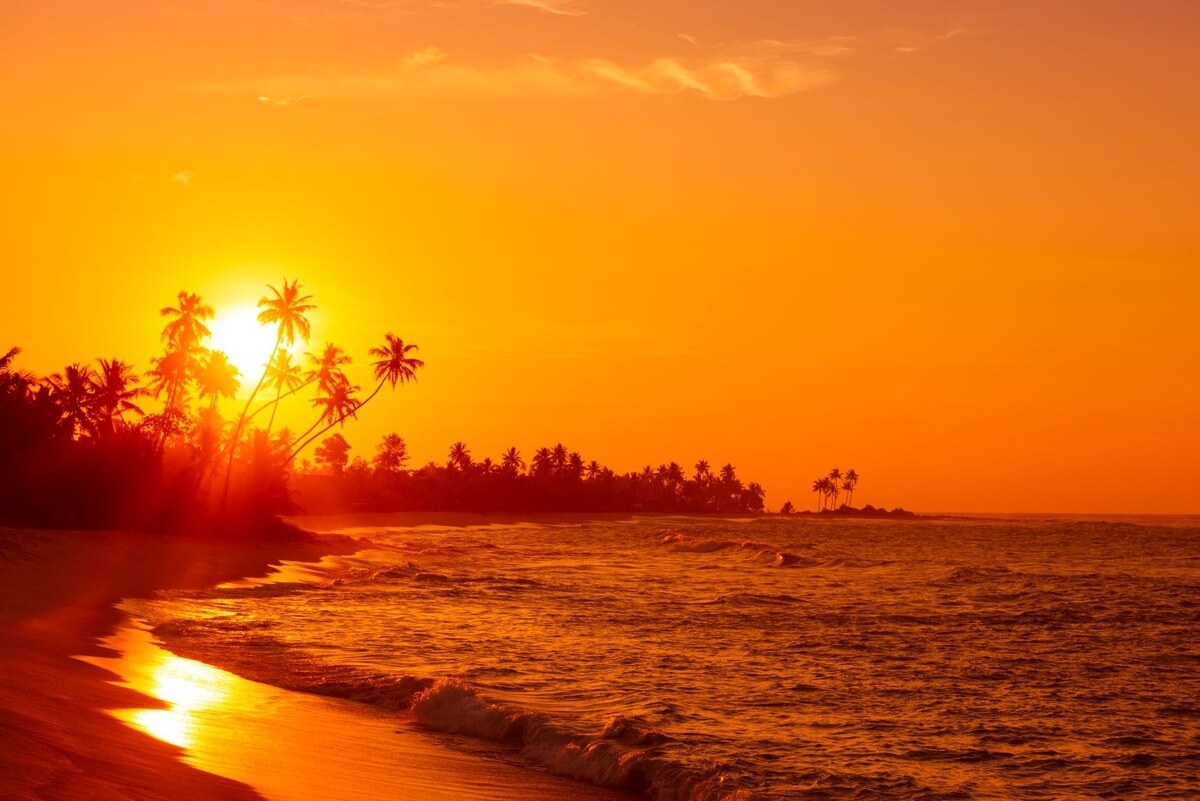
[187, 36, 856, 103]
[257, 94, 308, 105]
[403, 45, 448, 66]
[498, 0, 585, 16]
[169, 171, 194, 187]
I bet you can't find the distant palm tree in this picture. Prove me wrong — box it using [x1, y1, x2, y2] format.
[146, 350, 190, 406]
[448, 441, 472, 471]
[694, 459, 711, 483]
[501, 447, 524, 475]
[828, 468, 842, 510]
[845, 469, 859, 507]
[550, 443, 569, 474]
[196, 351, 240, 411]
[532, 447, 553, 476]
[45, 363, 98, 438]
[567, 451, 585, 480]
[812, 478, 825, 511]
[585, 460, 602, 480]
[91, 358, 146, 435]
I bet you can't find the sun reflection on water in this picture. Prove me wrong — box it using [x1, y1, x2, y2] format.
[124, 652, 231, 748]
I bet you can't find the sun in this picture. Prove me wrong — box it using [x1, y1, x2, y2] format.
[208, 304, 287, 383]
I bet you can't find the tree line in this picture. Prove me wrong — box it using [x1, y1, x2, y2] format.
[293, 435, 767, 515]
[0, 281, 420, 533]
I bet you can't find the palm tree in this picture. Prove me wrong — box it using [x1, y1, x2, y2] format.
[694, 459, 711, 483]
[531, 447, 553, 476]
[225, 279, 315, 505]
[159, 291, 214, 410]
[845, 469, 859, 507]
[567, 451, 585, 480]
[448, 441, 472, 471]
[811, 478, 825, 512]
[828, 468, 842, 510]
[354, 333, 423, 415]
[585, 460, 602, 480]
[263, 350, 304, 433]
[286, 378, 363, 462]
[550, 443, 569, 474]
[501, 447, 524, 475]
[45, 363, 98, 438]
[146, 350, 190, 406]
[196, 351, 241, 411]
[90, 358, 146, 435]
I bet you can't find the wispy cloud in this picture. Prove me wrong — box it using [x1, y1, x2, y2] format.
[189, 36, 855, 103]
[498, 0, 586, 16]
[169, 171, 194, 187]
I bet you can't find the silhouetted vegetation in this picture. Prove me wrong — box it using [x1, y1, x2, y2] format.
[0, 282, 774, 529]
[0, 281, 420, 534]
[811, 468, 859, 512]
[293, 438, 767, 515]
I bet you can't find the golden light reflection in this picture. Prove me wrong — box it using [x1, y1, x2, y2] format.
[123, 652, 231, 749]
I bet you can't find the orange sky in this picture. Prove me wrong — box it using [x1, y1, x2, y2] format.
[1, 1, 1197, 513]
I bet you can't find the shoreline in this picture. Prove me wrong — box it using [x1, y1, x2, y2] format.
[0, 526, 361, 800]
[0, 522, 633, 801]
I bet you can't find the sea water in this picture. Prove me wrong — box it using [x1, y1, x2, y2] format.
[124, 515, 1200, 800]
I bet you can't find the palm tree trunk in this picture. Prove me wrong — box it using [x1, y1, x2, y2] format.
[247, 376, 316, 428]
[266, 385, 282, 434]
[221, 334, 282, 512]
[286, 378, 385, 464]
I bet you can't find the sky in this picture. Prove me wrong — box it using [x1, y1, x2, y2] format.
[1, 0, 1197, 513]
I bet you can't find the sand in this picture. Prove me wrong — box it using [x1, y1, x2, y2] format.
[0, 526, 628, 801]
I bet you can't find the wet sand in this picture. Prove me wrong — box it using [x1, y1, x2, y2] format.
[0, 527, 628, 801]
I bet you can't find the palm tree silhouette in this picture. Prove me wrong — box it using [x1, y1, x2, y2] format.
[196, 351, 241, 411]
[356, 333, 423, 415]
[550, 443, 569, 474]
[263, 350, 304, 434]
[827, 468, 842, 510]
[225, 280, 315, 507]
[448, 441, 472, 471]
[531, 447, 553, 476]
[501, 447, 525, 475]
[288, 379, 361, 460]
[811, 478, 825, 511]
[693, 459, 711, 483]
[159, 291, 214, 411]
[46, 363, 98, 438]
[845, 469, 859, 507]
[91, 358, 146, 435]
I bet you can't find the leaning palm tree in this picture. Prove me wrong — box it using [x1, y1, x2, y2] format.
[224, 279, 315, 506]
[196, 351, 241, 411]
[812, 478, 825, 512]
[263, 350, 305, 434]
[90, 358, 147, 435]
[355, 333, 424, 415]
[243, 341, 350, 429]
[286, 379, 361, 461]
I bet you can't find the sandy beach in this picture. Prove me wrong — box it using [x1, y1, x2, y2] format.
[0, 527, 355, 799]
[0, 526, 628, 801]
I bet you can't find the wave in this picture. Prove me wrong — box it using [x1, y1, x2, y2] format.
[411, 679, 762, 801]
[153, 621, 761, 800]
[660, 532, 892, 570]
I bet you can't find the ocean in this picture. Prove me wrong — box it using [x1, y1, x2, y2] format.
[123, 515, 1200, 800]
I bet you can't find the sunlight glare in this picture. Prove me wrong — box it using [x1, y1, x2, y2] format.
[126, 653, 231, 749]
[208, 304, 284, 383]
